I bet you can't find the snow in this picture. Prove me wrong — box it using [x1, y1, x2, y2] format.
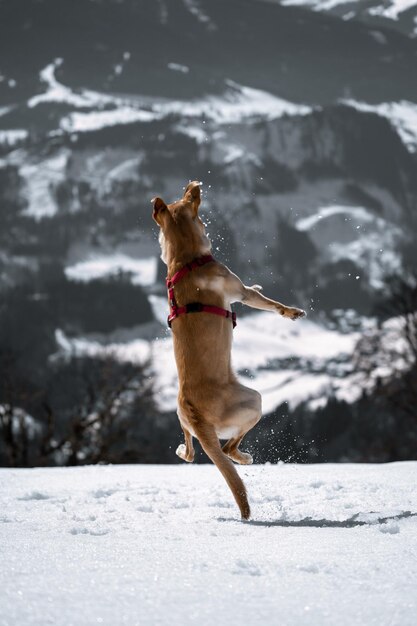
[28, 59, 123, 110]
[280, 0, 417, 20]
[249, 369, 338, 413]
[27, 59, 311, 134]
[0, 129, 28, 145]
[20, 151, 69, 219]
[295, 204, 402, 289]
[167, 62, 190, 73]
[234, 314, 363, 411]
[58, 83, 310, 133]
[60, 81, 311, 132]
[295, 205, 373, 231]
[29, 59, 158, 134]
[106, 157, 142, 182]
[342, 99, 417, 153]
[234, 314, 356, 363]
[223, 145, 245, 164]
[183, 0, 217, 29]
[281, 0, 358, 9]
[158, 80, 311, 124]
[54, 329, 151, 364]
[0, 105, 13, 117]
[60, 107, 157, 133]
[148, 295, 170, 326]
[65, 255, 158, 286]
[368, 0, 417, 19]
[0, 462, 416, 626]
[174, 123, 208, 144]
[28, 58, 79, 108]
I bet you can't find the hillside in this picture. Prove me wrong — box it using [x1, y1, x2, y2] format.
[2, 0, 417, 104]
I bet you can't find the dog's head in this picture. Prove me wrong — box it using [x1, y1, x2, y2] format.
[152, 181, 211, 265]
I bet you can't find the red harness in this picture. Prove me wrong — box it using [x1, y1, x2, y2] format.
[166, 254, 237, 329]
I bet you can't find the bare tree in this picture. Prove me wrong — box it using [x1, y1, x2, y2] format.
[0, 348, 44, 466]
[38, 355, 155, 466]
[354, 272, 417, 424]
[0, 351, 155, 467]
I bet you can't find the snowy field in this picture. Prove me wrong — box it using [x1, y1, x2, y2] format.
[1, 462, 416, 626]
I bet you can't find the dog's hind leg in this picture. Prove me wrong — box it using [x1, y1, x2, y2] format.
[222, 412, 261, 464]
[222, 388, 262, 465]
[176, 422, 195, 463]
[223, 435, 253, 465]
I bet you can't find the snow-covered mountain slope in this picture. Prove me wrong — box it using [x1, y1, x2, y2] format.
[342, 98, 417, 152]
[54, 309, 366, 413]
[25, 59, 312, 133]
[280, 0, 417, 18]
[1, 463, 416, 626]
[295, 203, 403, 289]
[2, 0, 417, 105]
[52, 302, 413, 416]
[274, 0, 417, 36]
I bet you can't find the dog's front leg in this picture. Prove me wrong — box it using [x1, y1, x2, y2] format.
[243, 285, 306, 320]
[224, 271, 306, 320]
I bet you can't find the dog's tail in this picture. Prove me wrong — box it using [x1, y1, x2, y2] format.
[194, 422, 250, 520]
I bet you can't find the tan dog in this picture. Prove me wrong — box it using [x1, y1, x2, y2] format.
[152, 181, 306, 519]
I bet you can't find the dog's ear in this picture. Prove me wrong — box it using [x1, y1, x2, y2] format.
[183, 180, 201, 215]
[152, 196, 168, 226]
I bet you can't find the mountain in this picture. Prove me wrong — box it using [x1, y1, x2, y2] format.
[1, 0, 417, 106]
[1, 0, 416, 463]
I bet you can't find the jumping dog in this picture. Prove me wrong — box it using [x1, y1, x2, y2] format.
[153, 181, 306, 519]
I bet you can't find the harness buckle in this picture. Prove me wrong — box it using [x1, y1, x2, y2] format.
[186, 302, 204, 313]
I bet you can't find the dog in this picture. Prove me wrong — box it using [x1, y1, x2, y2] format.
[152, 181, 306, 519]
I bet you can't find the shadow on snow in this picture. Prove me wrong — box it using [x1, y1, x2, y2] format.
[218, 511, 417, 528]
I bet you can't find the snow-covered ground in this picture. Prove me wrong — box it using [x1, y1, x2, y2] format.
[0, 462, 416, 626]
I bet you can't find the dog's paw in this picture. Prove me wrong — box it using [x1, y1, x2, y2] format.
[283, 307, 306, 321]
[239, 452, 253, 465]
[251, 284, 263, 292]
[228, 451, 253, 465]
[176, 444, 194, 463]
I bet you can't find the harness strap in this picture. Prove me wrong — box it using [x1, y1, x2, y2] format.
[166, 254, 214, 288]
[168, 302, 237, 328]
[165, 255, 237, 330]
